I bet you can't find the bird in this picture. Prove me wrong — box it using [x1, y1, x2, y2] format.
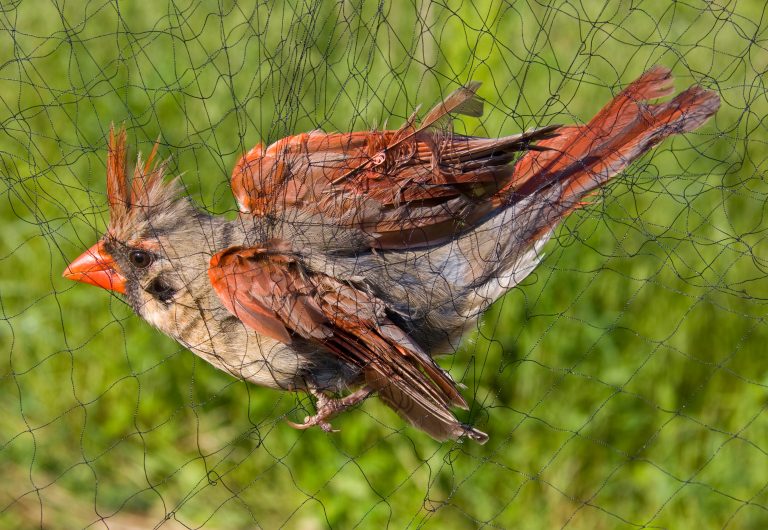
[63, 66, 719, 444]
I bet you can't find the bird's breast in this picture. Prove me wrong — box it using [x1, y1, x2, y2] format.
[143, 291, 309, 390]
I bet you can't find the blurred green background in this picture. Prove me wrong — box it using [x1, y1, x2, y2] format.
[1, 0, 766, 528]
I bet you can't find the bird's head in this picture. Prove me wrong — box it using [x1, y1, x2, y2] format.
[63, 126, 214, 324]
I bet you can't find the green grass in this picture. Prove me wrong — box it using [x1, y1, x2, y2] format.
[1, 0, 767, 528]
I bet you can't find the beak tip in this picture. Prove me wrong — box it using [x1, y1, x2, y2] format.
[63, 241, 127, 294]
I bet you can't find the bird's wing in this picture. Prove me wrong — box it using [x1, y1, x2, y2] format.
[230, 83, 559, 250]
[208, 244, 487, 442]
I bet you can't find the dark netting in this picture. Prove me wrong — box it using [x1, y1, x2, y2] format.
[1, 1, 766, 528]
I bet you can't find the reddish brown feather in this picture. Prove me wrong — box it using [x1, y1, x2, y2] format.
[107, 125, 129, 218]
[105, 126, 176, 231]
[209, 247, 295, 344]
[230, 66, 718, 252]
[130, 136, 166, 209]
[508, 66, 720, 205]
[229, 96, 555, 248]
[208, 244, 467, 412]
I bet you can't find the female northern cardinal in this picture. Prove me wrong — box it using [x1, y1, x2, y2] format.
[63, 66, 719, 443]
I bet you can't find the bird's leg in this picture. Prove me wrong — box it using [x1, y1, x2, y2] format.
[287, 387, 373, 433]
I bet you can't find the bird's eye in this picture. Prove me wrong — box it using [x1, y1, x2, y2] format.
[129, 250, 153, 268]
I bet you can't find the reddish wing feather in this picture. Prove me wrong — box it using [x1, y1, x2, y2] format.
[208, 245, 476, 438]
[209, 248, 298, 344]
[230, 93, 559, 249]
[231, 67, 718, 250]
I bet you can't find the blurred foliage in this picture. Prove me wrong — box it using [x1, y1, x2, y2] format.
[1, 0, 767, 528]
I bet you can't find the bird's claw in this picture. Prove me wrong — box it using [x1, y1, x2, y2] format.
[287, 387, 373, 434]
[286, 416, 339, 433]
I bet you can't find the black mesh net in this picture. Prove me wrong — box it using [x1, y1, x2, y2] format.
[1, 1, 767, 528]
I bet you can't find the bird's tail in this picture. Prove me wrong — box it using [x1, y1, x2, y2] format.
[453, 66, 720, 321]
[502, 66, 720, 220]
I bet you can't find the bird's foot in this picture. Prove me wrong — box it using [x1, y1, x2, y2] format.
[287, 387, 373, 433]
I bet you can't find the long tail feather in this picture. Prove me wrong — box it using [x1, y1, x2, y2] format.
[507, 66, 720, 209]
[375, 376, 488, 443]
[457, 67, 720, 323]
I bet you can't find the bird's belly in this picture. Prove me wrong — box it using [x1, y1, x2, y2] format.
[146, 301, 307, 390]
[182, 327, 305, 390]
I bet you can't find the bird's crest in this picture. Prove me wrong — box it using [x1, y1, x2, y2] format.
[106, 125, 182, 232]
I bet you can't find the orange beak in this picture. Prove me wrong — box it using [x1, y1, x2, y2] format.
[62, 241, 127, 294]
